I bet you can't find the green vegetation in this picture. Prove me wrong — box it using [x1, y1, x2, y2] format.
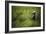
[12, 6, 41, 28]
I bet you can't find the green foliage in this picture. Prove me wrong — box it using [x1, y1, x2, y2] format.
[12, 6, 41, 28]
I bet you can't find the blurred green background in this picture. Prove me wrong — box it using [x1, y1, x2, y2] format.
[12, 6, 41, 28]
